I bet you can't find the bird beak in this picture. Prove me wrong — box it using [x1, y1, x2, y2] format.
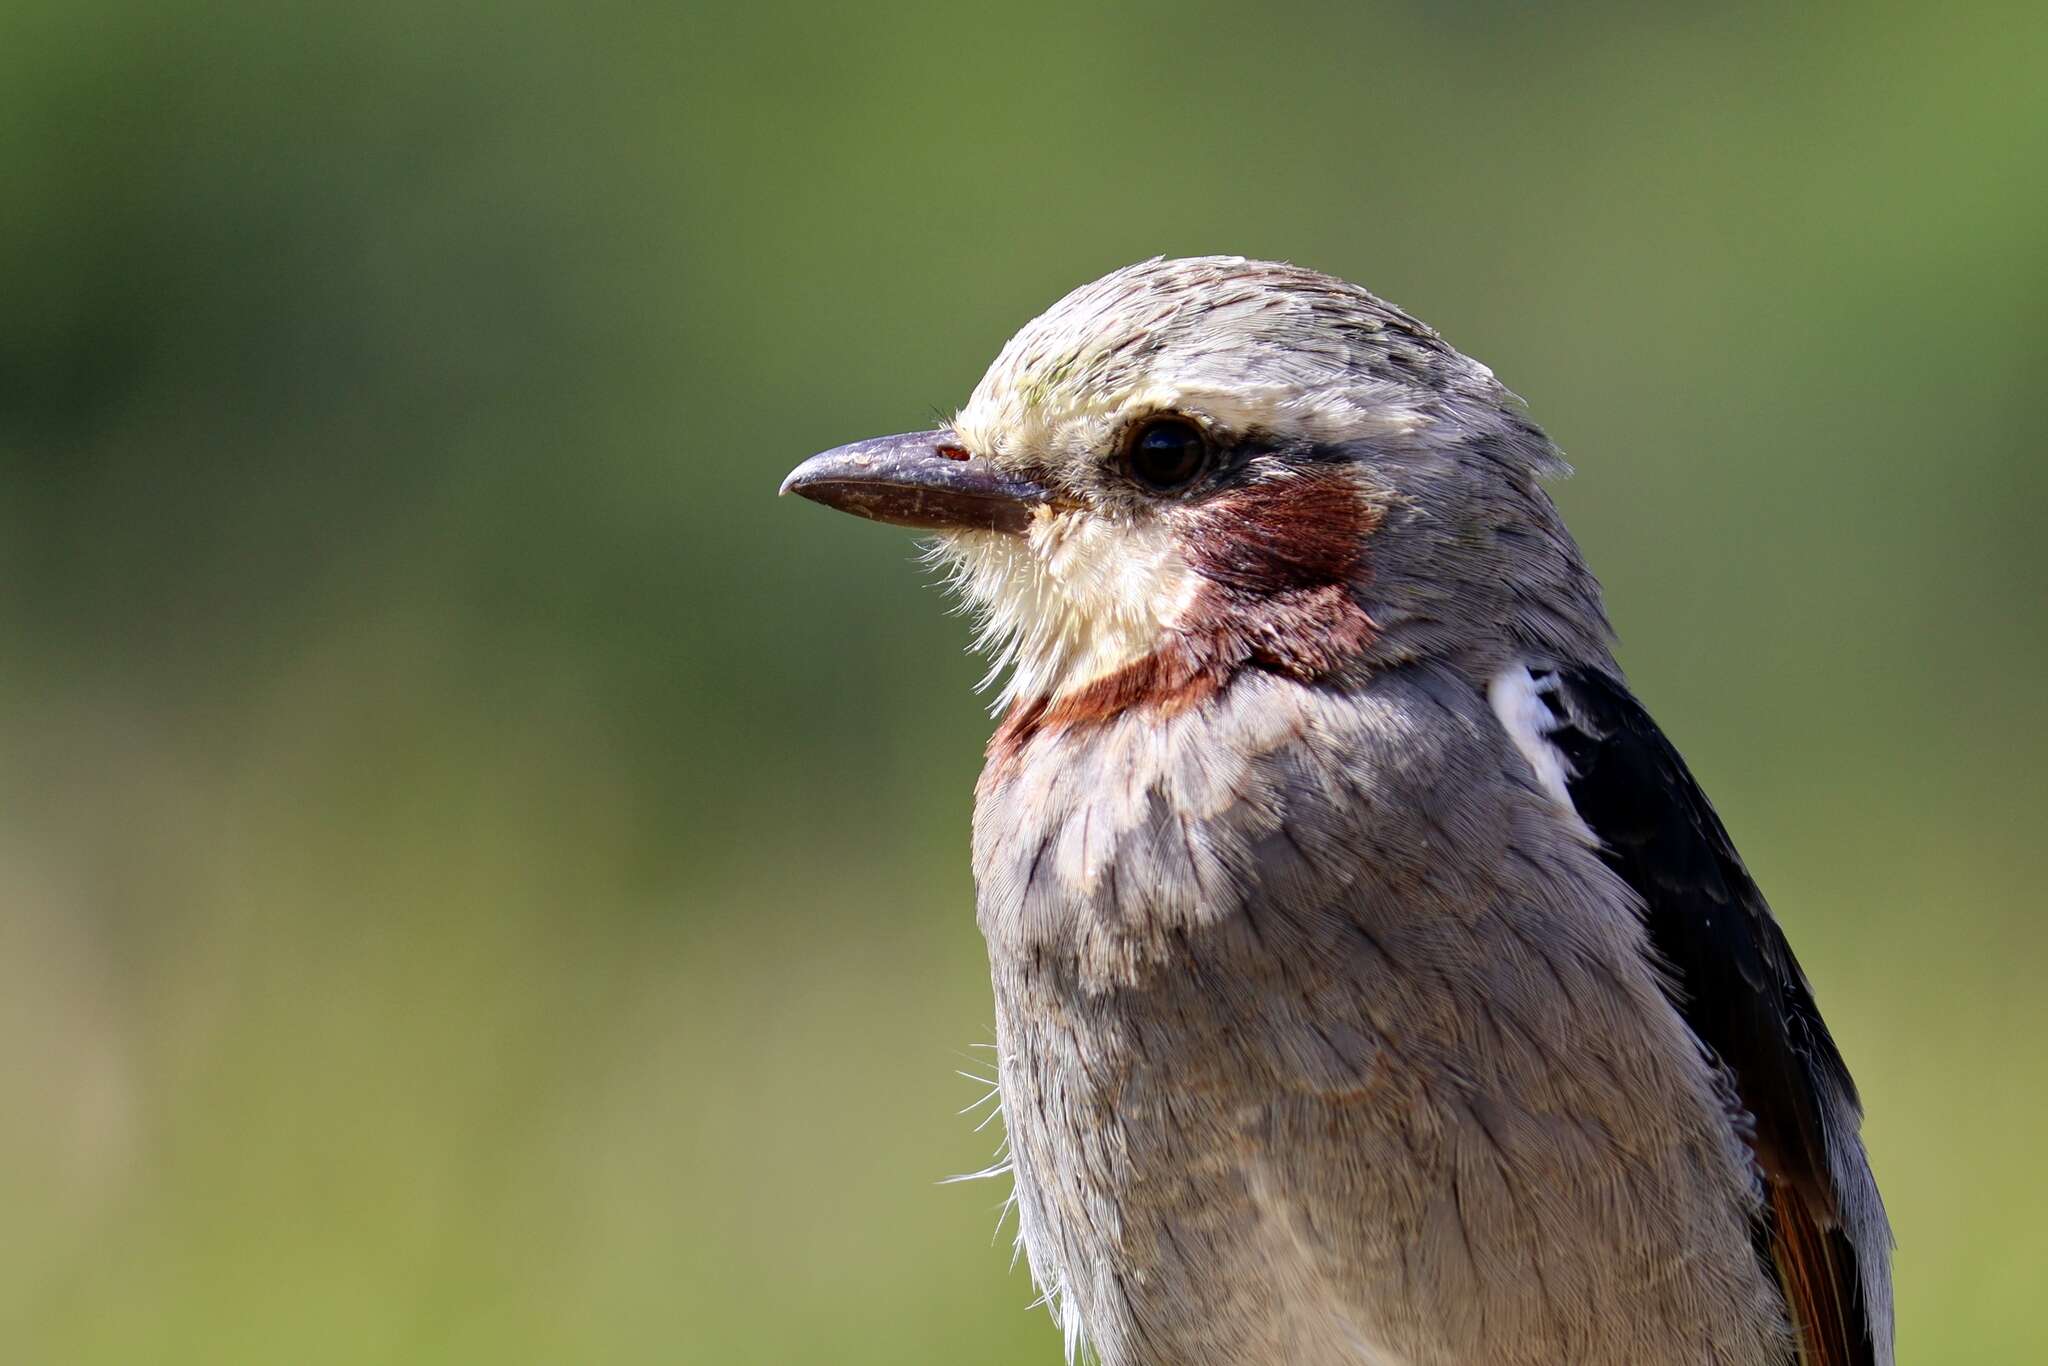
[779, 430, 1052, 535]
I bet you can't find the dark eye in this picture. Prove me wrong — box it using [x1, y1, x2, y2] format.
[1124, 417, 1211, 492]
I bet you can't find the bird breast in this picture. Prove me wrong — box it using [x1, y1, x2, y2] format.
[971, 665, 1789, 1366]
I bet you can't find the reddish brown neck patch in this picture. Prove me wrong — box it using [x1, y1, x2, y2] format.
[987, 467, 1378, 771]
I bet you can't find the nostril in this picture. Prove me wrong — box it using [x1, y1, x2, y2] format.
[936, 443, 971, 461]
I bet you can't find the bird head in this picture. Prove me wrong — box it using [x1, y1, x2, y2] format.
[783, 257, 1608, 746]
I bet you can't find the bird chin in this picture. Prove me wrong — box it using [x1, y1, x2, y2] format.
[927, 518, 1196, 714]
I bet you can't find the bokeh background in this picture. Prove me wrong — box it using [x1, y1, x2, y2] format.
[3, 1, 2043, 1361]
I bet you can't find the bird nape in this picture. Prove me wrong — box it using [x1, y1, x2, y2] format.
[782, 256, 1891, 1366]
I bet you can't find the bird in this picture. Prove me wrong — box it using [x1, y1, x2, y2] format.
[780, 257, 1892, 1366]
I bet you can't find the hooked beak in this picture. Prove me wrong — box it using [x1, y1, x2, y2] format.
[779, 430, 1052, 535]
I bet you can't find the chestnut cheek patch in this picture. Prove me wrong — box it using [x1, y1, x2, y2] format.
[1183, 467, 1374, 596]
[987, 469, 1378, 770]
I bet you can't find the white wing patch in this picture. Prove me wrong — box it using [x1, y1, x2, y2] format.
[1487, 663, 1594, 840]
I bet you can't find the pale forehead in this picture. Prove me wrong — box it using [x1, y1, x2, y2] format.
[953, 256, 1462, 457]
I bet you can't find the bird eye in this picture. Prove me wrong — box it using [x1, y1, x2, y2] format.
[1123, 417, 1211, 492]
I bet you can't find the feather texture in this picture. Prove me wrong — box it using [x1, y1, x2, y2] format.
[1542, 665, 1892, 1366]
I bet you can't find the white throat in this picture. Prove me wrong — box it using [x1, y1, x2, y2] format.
[934, 508, 1199, 711]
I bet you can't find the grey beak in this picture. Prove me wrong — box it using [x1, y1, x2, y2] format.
[779, 430, 1052, 535]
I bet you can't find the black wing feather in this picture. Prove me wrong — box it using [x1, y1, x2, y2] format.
[1545, 666, 1877, 1366]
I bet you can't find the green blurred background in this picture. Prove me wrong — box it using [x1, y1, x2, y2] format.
[2, 1, 2042, 1361]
